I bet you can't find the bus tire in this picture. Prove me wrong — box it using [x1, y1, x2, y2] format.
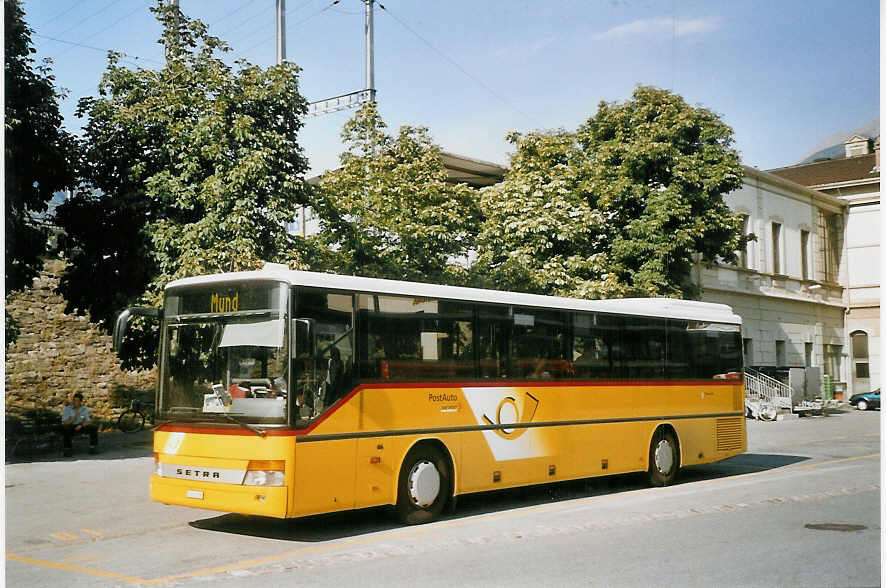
[396, 444, 451, 525]
[647, 428, 679, 487]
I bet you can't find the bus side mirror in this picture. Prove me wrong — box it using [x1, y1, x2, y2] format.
[113, 307, 161, 354]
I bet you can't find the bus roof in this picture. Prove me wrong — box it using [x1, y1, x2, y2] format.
[166, 266, 742, 325]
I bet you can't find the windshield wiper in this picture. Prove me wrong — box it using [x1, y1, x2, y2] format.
[159, 408, 266, 436]
[220, 412, 266, 437]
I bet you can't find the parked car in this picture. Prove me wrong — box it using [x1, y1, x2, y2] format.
[848, 389, 880, 411]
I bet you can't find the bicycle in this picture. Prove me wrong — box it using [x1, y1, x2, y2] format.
[117, 398, 155, 433]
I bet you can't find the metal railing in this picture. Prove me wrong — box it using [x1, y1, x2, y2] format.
[744, 368, 793, 420]
[746, 368, 793, 408]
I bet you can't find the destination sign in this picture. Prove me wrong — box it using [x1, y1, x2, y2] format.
[167, 282, 283, 316]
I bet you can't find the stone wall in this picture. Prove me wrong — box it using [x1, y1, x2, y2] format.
[5, 259, 156, 427]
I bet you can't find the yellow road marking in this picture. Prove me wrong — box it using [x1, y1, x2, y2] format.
[61, 555, 99, 563]
[10, 451, 881, 584]
[788, 453, 880, 471]
[686, 452, 880, 490]
[80, 528, 103, 537]
[145, 522, 449, 584]
[49, 532, 79, 541]
[6, 554, 147, 584]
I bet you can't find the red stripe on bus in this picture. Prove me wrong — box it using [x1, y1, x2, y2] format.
[153, 378, 741, 437]
[355, 379, 740, 389]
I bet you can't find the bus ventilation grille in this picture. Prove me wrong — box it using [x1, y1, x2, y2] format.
[716, 418, 743, 451]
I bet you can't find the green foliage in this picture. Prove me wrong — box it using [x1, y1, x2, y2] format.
[316, 103, 482, 284]
[4, 0, 76, 294]
[56, 4, 312, 368]
[475, 86, 747, 299]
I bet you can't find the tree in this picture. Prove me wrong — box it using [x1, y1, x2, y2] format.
[315, 103, 482, 284]
[475, 86, 747, 299]
[4, 0, 76, 294]
[57, 5, 313, 368]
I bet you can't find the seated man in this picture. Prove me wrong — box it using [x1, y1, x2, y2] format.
[61, 392, 98, 456]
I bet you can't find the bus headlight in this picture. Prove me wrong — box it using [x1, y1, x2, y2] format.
[244, 471, 284, 486]
[244, 460, 285, 486]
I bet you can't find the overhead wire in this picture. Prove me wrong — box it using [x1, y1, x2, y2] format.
[238, 0, 340, 59]
[209, 0, 259, 27]
[377, 2, 538, 125]
[33, 33, 164, 65]
[54, 1, 152, 60]
[229, 0, 323, 55]
[49, 0, 125, 39]
[34, 34, 161, 104]
[41, 0, 82, 27]
[212, 1, 275, 41]
[329, 6, 363, 15]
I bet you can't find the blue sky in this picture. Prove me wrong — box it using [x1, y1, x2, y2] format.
[23, 0, 880, 176]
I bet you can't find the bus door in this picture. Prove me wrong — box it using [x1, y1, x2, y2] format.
[292, 289, 358, 515]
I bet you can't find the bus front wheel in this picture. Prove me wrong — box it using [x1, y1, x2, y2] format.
[647, 429, 679, 487]
[396, 444, 451, 525]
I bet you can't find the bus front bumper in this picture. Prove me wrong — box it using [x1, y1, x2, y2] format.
[150, 475, 288, 517]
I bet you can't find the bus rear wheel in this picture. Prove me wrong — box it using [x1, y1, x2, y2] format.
[396, 444, 451, 525]
[647, 429, 679, 487]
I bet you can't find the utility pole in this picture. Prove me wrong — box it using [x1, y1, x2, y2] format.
[307, 0, 376, 116]
[365, 0, 375, 102]
[165, 0, 179, 63]
[276, 0, 286, 64]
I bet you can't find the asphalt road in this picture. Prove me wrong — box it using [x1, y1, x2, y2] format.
[5, 409, 881, 587]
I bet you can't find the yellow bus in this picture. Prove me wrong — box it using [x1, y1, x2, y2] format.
[115, 264, 746, 524]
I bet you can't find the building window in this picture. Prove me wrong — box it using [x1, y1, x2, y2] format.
[851, 331, 870, 380]
[771, 222, 782, 274]
[738, 214, 749, 268]
[775, 340, 785, 367]
[819, 211, 841, 282]
[743, 338, 753, 365]
[805, 342, 814, 367]
[800, 230, 810, 280]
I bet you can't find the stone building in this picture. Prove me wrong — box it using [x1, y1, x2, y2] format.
[698, 166, 850, 395]
[766, 135, 880, 394]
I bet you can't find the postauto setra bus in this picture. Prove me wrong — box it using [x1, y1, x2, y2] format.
[114, 264, 746, 524]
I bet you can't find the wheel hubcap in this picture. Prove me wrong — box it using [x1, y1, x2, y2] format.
[408, 460, 441, 507]
[654, 439, 674, 474]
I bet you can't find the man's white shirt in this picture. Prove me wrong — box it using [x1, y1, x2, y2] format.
[62, 405, 90, 425]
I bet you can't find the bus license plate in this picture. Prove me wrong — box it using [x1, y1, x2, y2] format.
[186, 490, 204, 499]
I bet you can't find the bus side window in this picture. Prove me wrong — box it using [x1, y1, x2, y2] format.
[511, 308, 570, 380]
[623, 316, 665, 380]
[573, 313, 623, 380]
[665, 319, 691, 380]
[294, 288, 355, 413]
[358, 294, 474, 382]
[476, 304, 509, 378]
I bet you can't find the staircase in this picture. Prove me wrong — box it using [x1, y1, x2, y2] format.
[744, 368, 793, 420]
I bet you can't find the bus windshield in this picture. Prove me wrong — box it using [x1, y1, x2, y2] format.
[160, 282, 288, 426]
